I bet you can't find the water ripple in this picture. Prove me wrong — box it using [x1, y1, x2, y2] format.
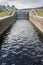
[0, 20, 43, 65]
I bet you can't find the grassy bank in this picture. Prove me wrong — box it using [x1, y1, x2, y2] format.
[36, 10, 43, 17]
[0, 11, 9, 17]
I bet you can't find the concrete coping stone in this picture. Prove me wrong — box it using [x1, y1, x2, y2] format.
[30, 15, 43, 19]
[0, 12, 15, 20]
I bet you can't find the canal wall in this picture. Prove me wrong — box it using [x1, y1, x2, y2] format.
[29, 12, 43, 34]
[0, 12, 17, 35]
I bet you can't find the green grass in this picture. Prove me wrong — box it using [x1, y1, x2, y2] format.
[0, 11, 9, 17]
[36, 10, 43, 17]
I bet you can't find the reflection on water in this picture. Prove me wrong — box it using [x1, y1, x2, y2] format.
[0, 20, 43, 65]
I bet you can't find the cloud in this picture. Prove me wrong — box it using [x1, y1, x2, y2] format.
[0, 0, 43, 9]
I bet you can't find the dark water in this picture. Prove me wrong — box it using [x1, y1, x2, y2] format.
[0, 20, 43, 65]
[17, 11, 29, 20]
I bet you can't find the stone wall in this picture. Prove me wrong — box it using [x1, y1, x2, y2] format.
[0, 13, 17, 35]
[29, 12, 43, 34]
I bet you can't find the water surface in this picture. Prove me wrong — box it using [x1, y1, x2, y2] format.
[0, 20, 43, 65]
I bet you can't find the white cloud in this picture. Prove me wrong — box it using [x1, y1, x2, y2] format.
[0, 0, 43, 9]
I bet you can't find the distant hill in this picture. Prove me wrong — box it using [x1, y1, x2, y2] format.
[19, 6, 43, 10]
[0, 5, 7, 12]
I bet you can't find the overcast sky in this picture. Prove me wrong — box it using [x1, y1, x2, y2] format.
[0, 0, 43, 9]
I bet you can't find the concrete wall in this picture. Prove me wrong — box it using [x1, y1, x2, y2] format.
[0, 13, 17, 35]
[29, 12, 43, 34]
